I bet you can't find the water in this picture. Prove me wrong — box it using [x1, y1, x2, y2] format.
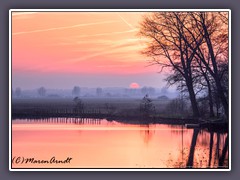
[12, 118, 228, 168]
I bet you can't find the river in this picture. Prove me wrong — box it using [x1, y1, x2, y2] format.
[12, 118, 228, 169]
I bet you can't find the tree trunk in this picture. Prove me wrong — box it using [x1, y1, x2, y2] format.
[186, 79, 200, 117]
[219, 134, 228, 167]
[187, 129, 199, 168]
[208, 132, 214, 167]
[205, 76, 215, 117]
[208, 87, 215, 118]
[215, 79, 228, 117]
[201, 18, 228, 118]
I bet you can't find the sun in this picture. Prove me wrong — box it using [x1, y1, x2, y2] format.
[129, 82, 140, 89]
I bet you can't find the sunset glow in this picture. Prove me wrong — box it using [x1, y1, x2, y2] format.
[11, 11, 163, 89]
[129, 82, 140, 89]
[11, 11, 230, 170]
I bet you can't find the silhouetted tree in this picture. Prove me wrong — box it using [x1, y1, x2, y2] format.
[73, 97, 84, 113]
[139, 12, 229, 118]
[139, 12, 202, 117]
[181, 12, 229, 117]
[104, 103, 116, 116]
[38, 87, 46, 97]
[165, 97, 188, 116]
[96, 87, 103, 97]
[219, 134, 228, 167]
[208, 132, 214, 167]
[196, 12, 228, 117]
[15, 87, 21, 97]
[72, 86, 81, 96]
[186, 129, 199, 168]
[12, 89, 14, 96]
[140, 94, 155, 118]
[197, 62, 215, 117]
[198, 96, 210, 117]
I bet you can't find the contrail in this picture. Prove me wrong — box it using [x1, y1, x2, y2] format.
[76, 29, 138, 38]
[12, 12, 39, 16]
[116, 13, 135, 30]
[12, 20, 119, 35]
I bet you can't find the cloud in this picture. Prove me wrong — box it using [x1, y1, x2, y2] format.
[12, 20, 120, 35]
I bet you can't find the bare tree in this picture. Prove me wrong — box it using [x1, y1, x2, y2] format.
[139, 12, 229, 118]
[12, 89, 15, 96]
[15, 87, 21, 97]
[139, 12, 203, 117]
[182, 12, 229, 117]
[165, 97, 188, 116]
[194, 58, 215, 117]
[96, 87, 103, 97]
[72, 86, 81, 97]
[140, 94, 156, 118]
[38, 86, 46, 97]
[73, 97, 84, 113]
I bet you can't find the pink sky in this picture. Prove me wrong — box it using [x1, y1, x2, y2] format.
[12, 12, 165, 89]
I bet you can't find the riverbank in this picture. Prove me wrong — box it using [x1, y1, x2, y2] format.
[12, 113, 228, 133]
[12, 97, 228, 133]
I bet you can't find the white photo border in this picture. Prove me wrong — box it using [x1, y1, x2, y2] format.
[9, 9, 231, 171]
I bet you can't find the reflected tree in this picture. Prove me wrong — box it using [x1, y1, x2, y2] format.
[186, 129, 199, 168]
[219, 134, 228, 167]
[208, 132, 214, 167]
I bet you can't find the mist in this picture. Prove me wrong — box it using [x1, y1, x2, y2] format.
[12, 71, 170, 90]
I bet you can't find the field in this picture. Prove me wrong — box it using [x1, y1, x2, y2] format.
[13, 97, 168, 110]
[12, 97, 195, 124]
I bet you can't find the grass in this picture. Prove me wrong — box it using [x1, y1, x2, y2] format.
[12, 97, 191, 122]
[12, 97, 228, 131]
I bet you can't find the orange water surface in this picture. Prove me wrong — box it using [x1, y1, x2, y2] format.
[12, 118, 228, 169]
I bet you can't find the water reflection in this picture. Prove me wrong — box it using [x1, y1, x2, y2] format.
[183, 129, 228, 168]
[139, 124, 155, 145]
[15, 117, 102, 125]
[186, 129, 199, 168]
[12, 118, 228, 168]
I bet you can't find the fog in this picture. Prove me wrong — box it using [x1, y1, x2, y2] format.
[12, 71, 168, 89]
[12, 70, 178, 99]
[12, 86, 178, 99]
